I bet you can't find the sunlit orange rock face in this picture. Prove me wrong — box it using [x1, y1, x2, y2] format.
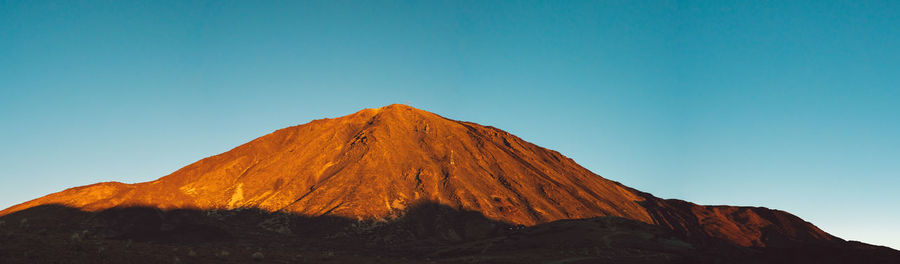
[0, 104, 836, 247]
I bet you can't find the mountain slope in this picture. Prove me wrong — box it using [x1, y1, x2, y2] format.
[0, 104, 837, 247]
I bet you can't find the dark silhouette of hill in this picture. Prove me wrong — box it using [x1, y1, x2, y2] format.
[1, 104, 898, 262]
[1, 204, 898, 264]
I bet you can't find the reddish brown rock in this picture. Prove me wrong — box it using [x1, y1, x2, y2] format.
[0, 104, 837, 247]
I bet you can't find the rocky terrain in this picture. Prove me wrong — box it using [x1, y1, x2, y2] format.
[1, 104, 898, 263]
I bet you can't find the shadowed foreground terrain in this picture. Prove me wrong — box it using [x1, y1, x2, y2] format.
[1, 203, 897, 264]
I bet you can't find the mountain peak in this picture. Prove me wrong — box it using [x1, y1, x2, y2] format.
[340, 104, 442, 126]
[352, 104, 429, 117]
[378, 103, 418, 111]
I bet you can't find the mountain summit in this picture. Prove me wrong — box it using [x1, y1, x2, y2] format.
[1, 104, 835, 247]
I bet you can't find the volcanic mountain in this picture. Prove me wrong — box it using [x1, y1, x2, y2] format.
[1, 104, 841, 250]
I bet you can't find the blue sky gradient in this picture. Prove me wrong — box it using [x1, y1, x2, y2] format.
[1, 1, 898, 249]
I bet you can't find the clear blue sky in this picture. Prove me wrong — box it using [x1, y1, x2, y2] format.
[1, 0, 898, 249]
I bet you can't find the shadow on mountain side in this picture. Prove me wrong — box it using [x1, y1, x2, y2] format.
[0, 203, 898, 264]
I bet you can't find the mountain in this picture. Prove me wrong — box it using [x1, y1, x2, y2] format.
[1, 104, 897, 263]
[3, 104, 654, 223]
